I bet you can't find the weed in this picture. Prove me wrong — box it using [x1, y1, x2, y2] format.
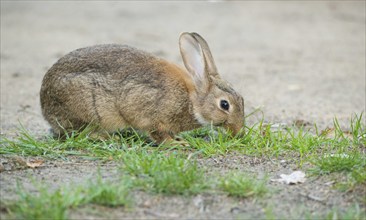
[121, 151, 208, 195]
[350, 113, 366, 146]
[219, 172, 268, 198]
[9, 182, 71, 220]
[0, 126, 147, 160]
[84, 175, 132, 207]
[310, 151, 365, 175]
[6, 174, 132, 219]
[1, 113, 365, 197]
[1, 113, 365, 219]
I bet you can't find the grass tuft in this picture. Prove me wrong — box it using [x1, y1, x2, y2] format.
[9, 182, 71, 220]
[84, 175, 132, 207]
[219, 172, 268, 198]
[6, 174, 132, 219]
[121, 151, 208, 195]
[1, 113, 365, 200]
[310, 152, 365, 175]
[0, 126, 148, 160]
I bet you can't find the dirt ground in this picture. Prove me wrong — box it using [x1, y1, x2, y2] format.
[1, 1, 365, 219]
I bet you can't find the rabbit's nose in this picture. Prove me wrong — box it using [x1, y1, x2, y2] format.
[224, 123, 244, 137]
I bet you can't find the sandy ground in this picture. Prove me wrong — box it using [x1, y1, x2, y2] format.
[0, 1, 365, 219]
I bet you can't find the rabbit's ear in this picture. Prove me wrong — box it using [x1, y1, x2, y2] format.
[179, 32, 209, 90]
[190, 33, 219, 79]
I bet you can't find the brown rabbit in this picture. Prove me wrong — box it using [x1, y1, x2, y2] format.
[40, 32, 244, 144]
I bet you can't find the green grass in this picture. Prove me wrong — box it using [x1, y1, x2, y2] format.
[1, 114, 364, 179]
[310, 151, 365, 175]
[0, 113, 365, 218]
[306, 114, 365, 186]
[219, 172, 268, 198]
[121, 151, 208, 195]
[85, 175, 132, 207]
[1, 113, 364, 179]
[0, 125, 148, 160]
[9, 182, 70, 219]
[1, 113, 364, 161]
[6, 175, 132, 220]
[181, 126, 245, 156]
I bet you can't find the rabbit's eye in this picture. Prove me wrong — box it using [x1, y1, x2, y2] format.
[220, 100, 230, 111]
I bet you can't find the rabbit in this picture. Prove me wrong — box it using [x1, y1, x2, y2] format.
[40, 32, 244, 144]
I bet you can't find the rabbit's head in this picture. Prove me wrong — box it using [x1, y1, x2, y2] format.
[179, 32, 244, 135]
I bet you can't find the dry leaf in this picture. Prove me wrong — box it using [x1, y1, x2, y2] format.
[26, 159, 44, 168]
[271, 171, 306, 185]
[12, 156, 28, 167]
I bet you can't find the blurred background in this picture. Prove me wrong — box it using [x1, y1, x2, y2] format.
[1, 1, 365, 136]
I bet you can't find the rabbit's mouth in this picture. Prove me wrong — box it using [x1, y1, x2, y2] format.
[223, 122, 243, 137]
[214, 120, 227, 127]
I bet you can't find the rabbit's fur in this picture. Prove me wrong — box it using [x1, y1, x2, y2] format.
[40, 32, 244, 144]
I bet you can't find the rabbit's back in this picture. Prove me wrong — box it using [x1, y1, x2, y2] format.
[45, 44, 153, 79]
